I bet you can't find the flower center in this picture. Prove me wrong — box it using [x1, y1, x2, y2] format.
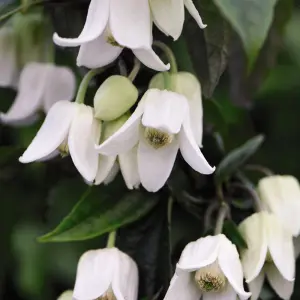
[58, 140, 69, 157]
[96, 288, 116, 300]
[106, 35, 123, 48]
[194, 262, 227, 293]
[144, 127, 174, 149]
[266, 250, 273, 263]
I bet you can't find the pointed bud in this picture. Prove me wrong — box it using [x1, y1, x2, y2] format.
[102, 113, 130, 141]
[94, 75, 138, 121]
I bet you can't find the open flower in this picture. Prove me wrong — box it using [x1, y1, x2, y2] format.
[164, 234, 251, 300]
[0, 62, 76, 125]
[19, 101, 100, 182]
[239, 212, 295, 300]
[73, 248, 138, 300]
[96, 89, 215, 192]
[57, 291, 73, 300]
[53, 0, 169, 71]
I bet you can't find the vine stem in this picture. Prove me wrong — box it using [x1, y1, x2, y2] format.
[244, 164, 274, 177]
[214, 202, 228, 235]
[153, 41, 178, 73]
[128, 58, 141, 82]
[106, 231, 116, 248]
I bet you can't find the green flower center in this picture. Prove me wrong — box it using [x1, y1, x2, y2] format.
[106, 35, 123, 48]
[144, 127, 174, 149]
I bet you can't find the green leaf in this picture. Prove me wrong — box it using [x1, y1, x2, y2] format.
[39, 184, 160, 242]
[213, 0, 278, 68]
[215, 135, 264, 184]
[222, 220, 247, 249]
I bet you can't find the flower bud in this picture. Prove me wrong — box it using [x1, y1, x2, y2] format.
[94, 75, 138, 121]
[57, 290, 73, 300]
[102, 113, 130, 141]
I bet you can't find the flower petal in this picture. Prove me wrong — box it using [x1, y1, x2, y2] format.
[138, 135, 178, 192]
[104, 161, 120, 185]
[68, 105, 99, 182]
[184, 0, 207, 29]
[218, 235, 251, 299]
[19, 101, 76, 163]
[1, 62, 48, 125]
[53, 0, 109, 47]
[133, 47, 170, 71]
[248, 271, 265, 300]
[57, 290, 73, 300]
[203, 284, 237, 300]
[77, 32, 123, 69]
[110, 0, 151, 48]
[95, 155, 117, 185]
[179, 118, 215, 174]
[150, 0, 184, 40]
[142, 89, 188, 134]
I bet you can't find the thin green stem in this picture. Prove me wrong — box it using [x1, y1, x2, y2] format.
[106, 231, 116, 248]
[167, 196, 174, 225]
[153, 41, 178, 73]
[214, 203, 228, 235]
[244, 164, 274, 177]
[128, 58, 141, 82]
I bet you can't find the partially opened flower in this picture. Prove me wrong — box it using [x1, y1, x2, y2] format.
[164, 234, 251, 300]
[57, 290, 73, 300]
[19, 101, 100, 182]
[239, 212, 295, 300]
[73, 248, 138, 300]
[53, 0, 169, 71]
[0, 62, 76, 125]
[96, 88, 215, 192]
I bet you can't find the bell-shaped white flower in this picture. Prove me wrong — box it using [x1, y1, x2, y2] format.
[19, 101, 100, 182]
[0, 62, 76, 126]
[57, 290, 73, 300]
[239, 211, 295, 300]
[53, 0, 169, 72]
[150, 0, 206, 40]
[73, 248, 138, 300]
[164, 234, 251, 300]
[258, 175, 300, 237]
[96, 88, 215, 192]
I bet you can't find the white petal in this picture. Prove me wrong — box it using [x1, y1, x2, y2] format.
[184, 0, 207, 29]
[238, 212, 268, 282]
[1, 62, 48, 125]
[68, 105, 99, 182]
[142, 89, 188, 134]
[266, 213, 295, 281]
[203, 284, 237, 300]
[95, 155, 117, 185]
[248, 272, 265, 300]
[150, 0, 184, 40]
[104, 161, 120, 185]
[73, 248, 118, 300]
[19, 101, 76, 163]
[177, 236, 220, 271]
[133, 47, 170, 71]
[265, 264, 294, 300]
[164, 273, 201, 300]
[218, 235, 251, 299]
[110, 0, 151, 48]
[179, 118, 215, 174]
[77, 32, 123, 69]
[138, 136, 178, 192]
[53, 0, 109, 47]
[119, 147, 140, 189]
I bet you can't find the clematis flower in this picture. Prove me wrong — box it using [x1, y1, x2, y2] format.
[239, 211, 295, 300]
[53, 0, 169, 71]
[19, 100, 100, 182]
[73, 248, 138, 300]
[96, 88, 215, 192]
[57, 290, 73, 300]
[164, 234, 251, 300]
[0, 62, 76, 126]
[258, 175, 300, 237]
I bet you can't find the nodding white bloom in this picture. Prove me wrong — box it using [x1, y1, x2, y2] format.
[258, 175, 300, 237]
[73, 248, 138, 300]
[150, 0, 206, 40]
[0, 62, 76, 126]
[96, 88, 215, 192]
[53, 0, 169, 71]
[239, 212, 295, 300]
[57, 290, 73, 300]
[164, 234, 251, 300]
[19, 101, 100, 182]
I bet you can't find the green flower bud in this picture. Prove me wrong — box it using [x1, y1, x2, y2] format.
[102, 113, 130, 142]
[94, 75, 138, 121]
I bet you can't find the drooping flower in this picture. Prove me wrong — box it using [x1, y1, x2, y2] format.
[258, 175, 300, 237]
[53, 0, 169, 71]
[164, 234, 251, 300]
[73, 248, 138, 300]
[57, 290, 73, 300]
[0, 62, 76, 125]
[239, 211, 295, 300]
[96, 88, 215, 192]
[19, 101, 100, 182]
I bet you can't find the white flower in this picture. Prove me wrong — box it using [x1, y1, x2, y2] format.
[53, 0, 169, 72]
[57, 290, 73, 300]
[19, 101, 100, 182]
[258, 175, 300, 237]
[95, 89, 215, 192]
[150, 0, 207, 40]
[239, 212, 295, 300]
[73, 248, 138, 300]
[0, 62, 76, 126]
[164, 234, 251, 300]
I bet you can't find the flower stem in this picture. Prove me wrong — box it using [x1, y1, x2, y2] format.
[214, 203, 228, 235]
[244, 164, 274, 177]
[106, 231, 116, 248]
[128, 58, 141, 82]
[153, 41, 178, 73]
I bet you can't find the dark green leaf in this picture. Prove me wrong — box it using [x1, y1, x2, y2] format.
[222, 220, 247, 249]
